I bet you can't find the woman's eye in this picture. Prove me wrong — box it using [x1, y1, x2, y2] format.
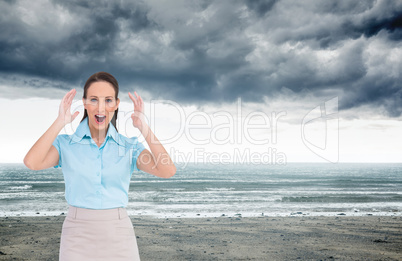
[90, 99, 97, 102]
[106, 99, 112, 103]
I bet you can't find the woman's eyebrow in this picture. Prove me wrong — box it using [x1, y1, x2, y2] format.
[88, 95, 114, 98]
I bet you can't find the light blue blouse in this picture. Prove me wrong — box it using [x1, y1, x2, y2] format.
[52, 117, 145, 210]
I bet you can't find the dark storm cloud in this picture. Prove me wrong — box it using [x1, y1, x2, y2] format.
[341, 5, 402, 41]
[0, 0, 155, 80]
[0, 0, 401, 117]
[244, 0, 278, 17]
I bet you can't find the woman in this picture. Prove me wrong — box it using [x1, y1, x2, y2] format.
[23, 72, 176, 260]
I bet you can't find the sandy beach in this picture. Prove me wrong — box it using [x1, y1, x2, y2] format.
[0, 215, 401, 260]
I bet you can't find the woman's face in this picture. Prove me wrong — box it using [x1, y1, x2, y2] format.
[83, 81, 120, 134]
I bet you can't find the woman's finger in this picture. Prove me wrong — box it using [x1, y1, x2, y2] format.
[63, 89, 75, 106]
[61, 91, 71, 111]
[139, 95, 143, 107]
[71, 111, 80, 121]
[68, 89, 76, 102]
[67, 89, 76, 105]
[62, 90, 71, 104]
[128, 92, 136, 103]
[129, 92, 139, 109]
[134, 92, 140, 103]
[133, 92, 143, 108]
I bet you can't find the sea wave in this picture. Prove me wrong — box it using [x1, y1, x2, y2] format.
[1, 163, 402, 217]
[8, 185, 32, 190]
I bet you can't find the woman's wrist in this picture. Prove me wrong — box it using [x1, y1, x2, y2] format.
[54, 117, 67, 129]
[138, 122, 150, 136]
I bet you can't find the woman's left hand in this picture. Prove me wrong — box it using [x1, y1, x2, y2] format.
[128, 91, 146, 131]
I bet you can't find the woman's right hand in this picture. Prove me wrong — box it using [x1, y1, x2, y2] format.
[57, 89, 80, 126]
[24, 89, 79, 170]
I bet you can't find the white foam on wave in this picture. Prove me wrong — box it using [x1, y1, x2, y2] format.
[9, 185, 33, 190]
[125, 210, 402, 219]
[0, 211, 67, 217]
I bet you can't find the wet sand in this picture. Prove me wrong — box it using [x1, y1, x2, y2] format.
[0, 215, 401, 260]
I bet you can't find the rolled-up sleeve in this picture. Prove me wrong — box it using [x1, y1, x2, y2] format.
[130, 137, 146, 172]
[52, 135, 62, 168]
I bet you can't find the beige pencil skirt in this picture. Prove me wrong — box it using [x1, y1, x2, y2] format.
[59, 205, 140, 261]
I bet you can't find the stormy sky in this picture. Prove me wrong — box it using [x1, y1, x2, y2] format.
[1, 0, 401, 163]
[1, 0, 401, 116]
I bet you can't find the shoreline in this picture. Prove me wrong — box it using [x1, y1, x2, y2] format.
[1, 211, 401, 219]
[1, 216, 401, 260]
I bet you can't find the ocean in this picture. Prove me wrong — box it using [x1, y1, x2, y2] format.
[0, 163, 401, 218]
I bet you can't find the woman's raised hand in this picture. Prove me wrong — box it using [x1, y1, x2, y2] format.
[57, 89, 80, 126]
[128, 91, 146, 131]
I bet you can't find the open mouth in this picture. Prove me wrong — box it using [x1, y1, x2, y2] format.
[95, 114, 106, 124]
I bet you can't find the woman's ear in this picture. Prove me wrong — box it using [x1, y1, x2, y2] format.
[82, 98, 86, 110]
[115, 98, 120, 110]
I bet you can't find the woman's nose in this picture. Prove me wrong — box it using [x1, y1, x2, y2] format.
[97, 100, 106, 111]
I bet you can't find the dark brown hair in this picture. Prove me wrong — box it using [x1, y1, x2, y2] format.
[81, 71, 119, 132]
